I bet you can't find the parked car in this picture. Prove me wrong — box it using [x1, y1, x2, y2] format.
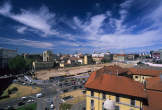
[36, 93, 43, 98]
[50, 104, 55, 109]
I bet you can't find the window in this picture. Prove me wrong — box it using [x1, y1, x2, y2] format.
[91, 100, 94, 107]
[115, 105, 120, 110]
[116, 96, 120, 102]
[103, 93, 106, 99]
[91, 91, 94, 96]
[131, 99, 135, 106]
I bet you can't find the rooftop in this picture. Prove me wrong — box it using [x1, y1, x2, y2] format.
[128, 68, 162, 77]
[85, 69, 146, 98]
[146, 77, 162, 91]
[144, 90, 162, 110]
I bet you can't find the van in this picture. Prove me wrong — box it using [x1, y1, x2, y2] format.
[36, 93, 43, 98]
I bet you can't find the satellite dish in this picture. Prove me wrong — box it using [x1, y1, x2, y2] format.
[104, 99, 115, 110]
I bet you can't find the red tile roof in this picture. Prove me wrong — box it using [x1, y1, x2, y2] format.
[85, 70, 146, 98]
[95, 65, 128, 76]
[146, 77, 162, 91]
[128, 68, 162, 77]
[114, 54, 126, 56]
[144, 90, 162, 110]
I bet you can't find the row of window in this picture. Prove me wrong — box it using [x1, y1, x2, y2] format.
[135, 75, 145, 80]
[90, 91, 135, 106]
[91, 100, 135, 110]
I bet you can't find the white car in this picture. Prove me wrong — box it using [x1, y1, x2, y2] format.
[50, 104, 54, 109]
[21, 97, 27, 100]
[36, 93, 43, 98]
[27, 99, 34, 103]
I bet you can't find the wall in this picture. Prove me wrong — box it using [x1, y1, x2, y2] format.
[33, 61, 54, 70]
[86, 90, 142, 110]
[133, 75, 151, 83]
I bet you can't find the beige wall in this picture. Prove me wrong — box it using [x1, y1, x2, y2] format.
[86, 90, 142, 110]
[133, 75, 151, 83]
[33, 61, 54, 70]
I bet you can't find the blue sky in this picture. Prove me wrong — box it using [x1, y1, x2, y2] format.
[0, 0, 162, 54]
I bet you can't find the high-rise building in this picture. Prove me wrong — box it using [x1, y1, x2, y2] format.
[0, 48, 17, 69]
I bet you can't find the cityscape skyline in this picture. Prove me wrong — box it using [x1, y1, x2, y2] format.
[0, 0, 162, 54]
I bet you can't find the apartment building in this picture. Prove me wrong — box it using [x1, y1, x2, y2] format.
[84, 55, 93, 65]
[143, 77, 162, 110]
[0, 48, 17, 69]
[127, 68, 162, 84]
[85, 65, 162, 110]
[113, 54, 126, 62]
[85, 66, 146, 110]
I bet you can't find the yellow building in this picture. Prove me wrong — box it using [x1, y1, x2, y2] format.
[128, 68, 162, 84]
[85, 67, 146, 110]
[113, 54, 126, 62]
[84, 55, 92, 65]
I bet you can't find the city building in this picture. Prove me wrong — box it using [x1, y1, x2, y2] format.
[113, 54, 126, 62]
[126, 54, 136, 60]
[143, 76, 162, 110]
[32, 61, 54, 70]
[84, 55, 93, 65]
[0, 48, 17, 69]
[92, 57, 103, 64]
[127, 68, 162, 84]
[85, 67, 146, 110]
[67, 57, 83, 65]
[23, 53, 42, 61]
[43, 50, 54, 62]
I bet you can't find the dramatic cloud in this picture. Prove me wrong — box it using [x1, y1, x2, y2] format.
[0, 2, 57, 36]
[0, 37, 54, 49]
[0, 0, 162, 53]
[70, 0, 162, 51]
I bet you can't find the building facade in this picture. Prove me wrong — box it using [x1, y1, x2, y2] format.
[113, 54, 126, 62]
[0, 48, 17, 69]
[84, 55, 93, 65]
[32, 61, 54, 70]
[43, 50, 54, 62]
[85, 70, 146, 110]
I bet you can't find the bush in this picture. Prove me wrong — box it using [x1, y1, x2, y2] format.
[8, 87, 18, 94]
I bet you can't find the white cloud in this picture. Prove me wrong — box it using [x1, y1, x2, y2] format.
[70, 0, 162, 51]
[0, 37, 54, 49]
[120, 0, 133, 9]
[87, 30, 161, 49]
[73, 14, 106, 40]
[16, 26, 27, 34]
[0, 2, 11, 15]
[0, 2, 57, 36]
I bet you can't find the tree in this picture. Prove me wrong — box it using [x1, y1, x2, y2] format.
[8, 56, 26, 74]
[8, 56, 33, 74]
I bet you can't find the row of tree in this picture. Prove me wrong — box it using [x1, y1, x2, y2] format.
[8, 56, 33, 74]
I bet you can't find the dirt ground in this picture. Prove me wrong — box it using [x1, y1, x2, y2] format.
[0, 83, 41, 102]
[35, 62, 134, 80]
[60, 89, 86, 104]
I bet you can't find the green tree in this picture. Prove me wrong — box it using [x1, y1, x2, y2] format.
[8, 56, 33, 74]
